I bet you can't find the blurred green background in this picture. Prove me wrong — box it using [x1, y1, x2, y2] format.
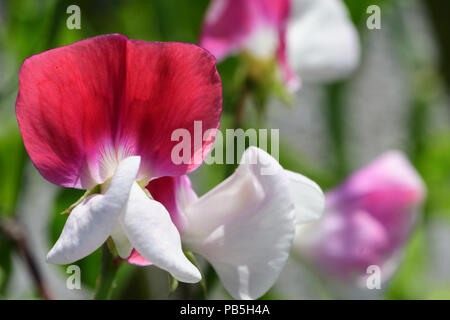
[0, 0, 450, 299]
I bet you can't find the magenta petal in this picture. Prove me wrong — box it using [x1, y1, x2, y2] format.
[120, 41, 222, 179]
[16, 35, 222, 189]
[126, 249, 152, 266]
[200, 0, 290, 60]
[16, 34, 128, 188]
[200, 0, 256, 60]
[277, 27, 301, 91]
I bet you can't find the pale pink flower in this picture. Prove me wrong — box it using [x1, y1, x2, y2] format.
[293, 151, 426, 287]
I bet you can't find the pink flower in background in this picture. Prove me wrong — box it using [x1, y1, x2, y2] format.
[16, 34, 222, 283]
[131, 146, 325, 299]
[200, 0, 360, 90]
[293, 151, 426, 286]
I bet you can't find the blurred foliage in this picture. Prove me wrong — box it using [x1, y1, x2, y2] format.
[0, 230, 13, 293]
[416, 132, 450, 221]
[0, 128, 26, 217]
[385, 226, 429, 299]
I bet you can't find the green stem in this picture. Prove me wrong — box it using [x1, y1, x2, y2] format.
[94, 243, 121, 300]
[224, 82, 251, 179]
[233, 83, 249, 129]
[324, 82, 348, 179]
[195, 263, 218, 299]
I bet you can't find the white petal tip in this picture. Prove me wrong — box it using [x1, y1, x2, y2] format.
[46, 249, 67, 265]
[173, 266, 202, 284]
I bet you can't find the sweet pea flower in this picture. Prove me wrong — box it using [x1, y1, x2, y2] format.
[293, 151, 426, 288]
[131, 146, 325, 299]
[200, 0, 360, 90]
[15, 34, 223, 283]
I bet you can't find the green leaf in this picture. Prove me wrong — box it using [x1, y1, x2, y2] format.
[94, 243, 121, 300]
[0, 234, 13, 294]
[0, 126, 27, 217]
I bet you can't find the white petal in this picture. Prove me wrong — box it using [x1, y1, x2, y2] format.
[110, 222, 132, 259]
[287, 0, 360, 82]
[284, 169, 325, 224]
[47, 156, 141, 264]
[121, 182, 201, 283]
[244, 24, 279, 60]
[182, 147, 296, 299]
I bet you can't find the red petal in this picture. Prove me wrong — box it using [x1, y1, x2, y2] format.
[277, 22, 301, 91]
[16, 34, 128, 188]
[16, 35, 222, 188]
[126, 248, 151, 266]
[119, 41, 222, 179]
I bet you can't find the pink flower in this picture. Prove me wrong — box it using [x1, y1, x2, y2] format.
[200, 0, 360, 90]
[293, 151, 426, 286]
[128, 147, 325, 299]
[16, 34, 222, 283]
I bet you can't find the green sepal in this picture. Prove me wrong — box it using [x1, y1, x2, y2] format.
[185, 251, 207, 296]
[60, 184, 101, 215]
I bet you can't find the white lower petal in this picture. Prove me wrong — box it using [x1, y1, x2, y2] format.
[121, 182, 201, 283]
[47, 156, 141, 264]
[182, 147, 296, 299]
[284, 169, 325, 224]
[287, 0, 360, 82]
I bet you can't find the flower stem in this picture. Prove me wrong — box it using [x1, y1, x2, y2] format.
[324, 82, 348, 179]
[94, 243, 121, 300]
[233, 82, 249, 129]
[195, 263, 218, 299]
